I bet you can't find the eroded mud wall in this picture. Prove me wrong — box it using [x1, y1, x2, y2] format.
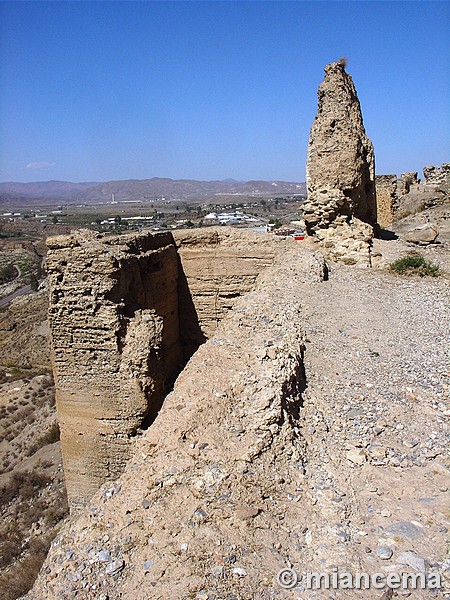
[174, 229, 280, 357]
[47, 231, 182, 510]
[48, 228, 285, 510]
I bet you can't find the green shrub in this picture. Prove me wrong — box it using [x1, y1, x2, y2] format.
[0, 263, 18, 284]
[389, 253, 440, 277]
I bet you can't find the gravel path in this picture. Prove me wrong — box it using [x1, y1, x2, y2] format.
[296, 263, 449, 598]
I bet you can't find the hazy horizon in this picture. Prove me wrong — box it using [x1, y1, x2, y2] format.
[0, 165, 441, 186]
[1, 1, 448, 183]
[0, 175, 306, 185]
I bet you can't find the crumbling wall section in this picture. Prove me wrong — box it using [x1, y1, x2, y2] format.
[47, 230, 183, 511]
[174, 228, 280, 346]
[375, 174, 397, 229]
[303, 60, 376, 266]
[423, 163, 450, 191]
[375, 164, 449, 230]
[398, 171, 419, 196]
[48, 228, 286, 510]
[29, 245, 328, 600]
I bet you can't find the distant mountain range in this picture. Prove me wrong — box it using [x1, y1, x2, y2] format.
[0, 178, 306, 207]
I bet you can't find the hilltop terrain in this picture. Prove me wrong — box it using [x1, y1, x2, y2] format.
[1, 58, 448, 599]
[0, 219, 448, 599]
[25, 232, 449, 600]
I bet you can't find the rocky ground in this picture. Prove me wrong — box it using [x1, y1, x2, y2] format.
[26, 238, 448, 600]
[295, 251, 449, 599]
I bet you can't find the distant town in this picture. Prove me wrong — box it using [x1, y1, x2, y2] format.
[0, 177, 308, 242]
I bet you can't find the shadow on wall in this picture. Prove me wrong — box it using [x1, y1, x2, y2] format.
[281, 345, 308, 427]
[47, 227, 279, 510]
[177, 254, 207, 364]
[140, 254, 207, 430]
[373, 225, 399, 241]
[104, 235, 207, 432]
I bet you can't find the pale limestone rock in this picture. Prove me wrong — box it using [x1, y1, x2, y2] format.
[346, 447, 366, 465]
[403, 223, 439, 245]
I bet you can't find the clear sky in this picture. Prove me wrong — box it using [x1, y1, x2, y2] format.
[0, 1, 448, 183]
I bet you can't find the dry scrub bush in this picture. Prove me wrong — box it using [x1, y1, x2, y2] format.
[20, 405, 34, 418]
[0, 467, 68, 595]
[26, 421, 60, 457]
[390, 253, 440, 277]
[0, 471, 51, 505]
[0, 534, 53, 600]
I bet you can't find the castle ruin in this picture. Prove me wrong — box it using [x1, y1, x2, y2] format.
[47, 228, 287, 510]
[302, 60, 376, 266]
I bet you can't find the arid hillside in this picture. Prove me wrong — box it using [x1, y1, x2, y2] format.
[0, 291, 68, 600]
[0, 178, 306, 207]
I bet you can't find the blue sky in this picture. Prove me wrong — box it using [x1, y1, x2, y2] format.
[0, 1, 448, 183]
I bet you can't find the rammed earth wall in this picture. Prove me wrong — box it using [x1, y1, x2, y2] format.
[47, 228, 286, 510]
[31, 238, 327, 599]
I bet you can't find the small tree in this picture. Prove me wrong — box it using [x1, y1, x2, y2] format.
[389, 254, 439, 277]
[0, 264, 18, 284]
[269, 218, 282, 229]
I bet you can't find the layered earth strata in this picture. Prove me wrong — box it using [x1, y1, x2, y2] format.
[47, 228, 288, 510]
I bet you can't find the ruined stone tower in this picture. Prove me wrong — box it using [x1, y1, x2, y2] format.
[303, 60, 376, 265]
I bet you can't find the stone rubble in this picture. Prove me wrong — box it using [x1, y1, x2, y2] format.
[376, 163, 449, 243]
